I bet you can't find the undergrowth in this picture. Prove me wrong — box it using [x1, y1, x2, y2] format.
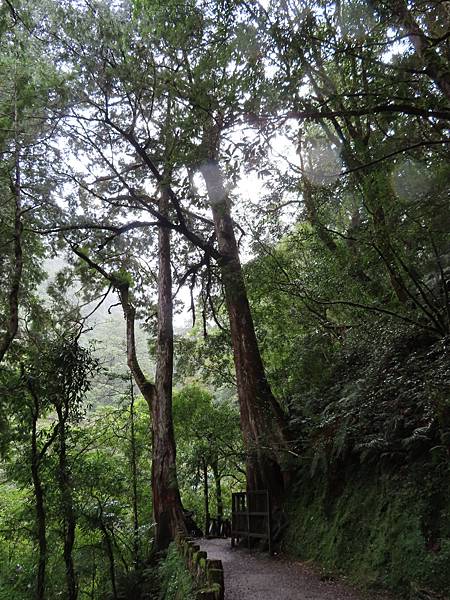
[158, 543, 196, 600]
[284, 332, 450, 598]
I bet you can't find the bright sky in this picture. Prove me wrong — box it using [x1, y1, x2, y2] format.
[52, 0, 412, 332]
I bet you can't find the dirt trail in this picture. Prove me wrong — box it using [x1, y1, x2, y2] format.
[200, 538, 394, 600]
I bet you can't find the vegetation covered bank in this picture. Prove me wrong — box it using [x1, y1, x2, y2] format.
[284, 461, 450, 596]
[280, 333, 450, 597]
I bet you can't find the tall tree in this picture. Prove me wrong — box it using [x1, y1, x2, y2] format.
[199, 149, 290, 499]
[72, 223, 186, 550]
[42, 0, 293, 505]
[137, 0, 293, 502]
[151, 181, 186, 549]
[0, 0, 65, 363]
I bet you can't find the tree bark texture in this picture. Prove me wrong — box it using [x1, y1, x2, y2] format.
[31, 404, 47, 600]
[199, 155, 290, 507]
[0, 142, 23, 363]
[151, 188, 186, 550]
[56, 406, 77, 600]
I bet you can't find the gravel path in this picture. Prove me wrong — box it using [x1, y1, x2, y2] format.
[200, 538, 394, 600]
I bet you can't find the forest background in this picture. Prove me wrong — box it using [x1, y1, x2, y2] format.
[0, 0, 449, 599]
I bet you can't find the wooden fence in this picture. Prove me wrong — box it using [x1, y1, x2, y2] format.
[231, 490, 272, 555]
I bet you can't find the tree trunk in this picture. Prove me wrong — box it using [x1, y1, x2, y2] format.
[381, 0, 450, 102]
[301, 176, 338, 253]
[31, 403, 46, 600]
[98, 505, 118, 600]
[25, 375, 59, 600]
[299, 168, 374, 289]
[202, 458, 210, 536]
[211, 459, 223, 529]
[151, 187, 186, 550]
[0, 109, 23, 363]
[199, 154, 290, 507]
[56, 406, 77, 600]
[129, 375, 140, 568]
[73, 208, 187, 551]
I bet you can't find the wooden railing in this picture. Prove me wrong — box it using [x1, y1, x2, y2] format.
[175, 531, 225, 600]
[231, 490, 272, 555]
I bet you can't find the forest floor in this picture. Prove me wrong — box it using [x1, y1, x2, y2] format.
[200, 538, 396, 600]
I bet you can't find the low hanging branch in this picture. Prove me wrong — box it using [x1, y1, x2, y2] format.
[71, 247, 155, 403]
[72, 237, 187, 550]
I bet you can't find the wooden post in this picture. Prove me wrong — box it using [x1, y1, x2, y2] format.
[231, 494, 235, 548]
[246, 492, 250, 550]
[267, 489, 273, 556]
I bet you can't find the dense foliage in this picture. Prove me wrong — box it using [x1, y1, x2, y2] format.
[0, 0, 449, 597]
